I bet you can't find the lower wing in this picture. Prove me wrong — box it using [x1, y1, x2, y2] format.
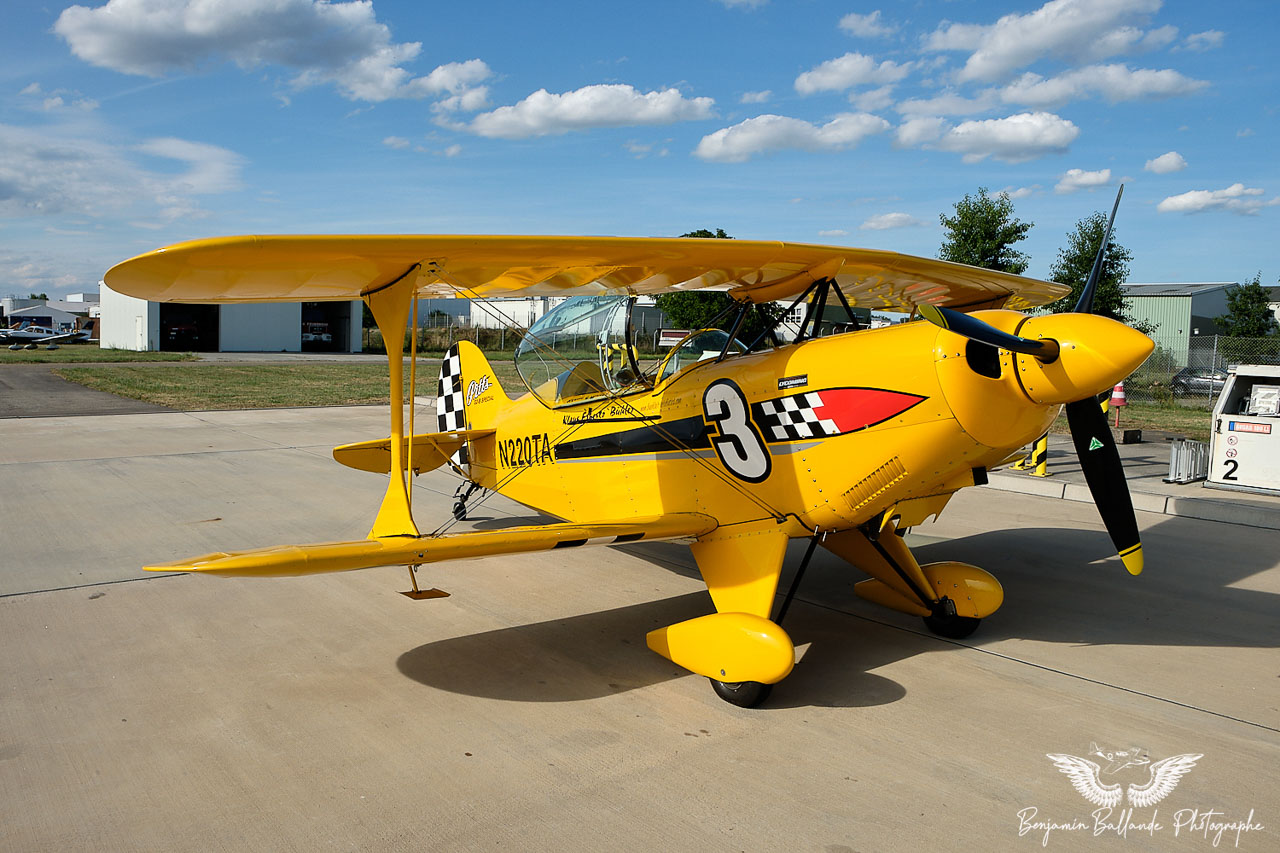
[145, 513, 718, 577]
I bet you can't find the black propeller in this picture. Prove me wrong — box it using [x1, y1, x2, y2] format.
[920, 185, 1144, 575]
[917, 303, 1060, 362]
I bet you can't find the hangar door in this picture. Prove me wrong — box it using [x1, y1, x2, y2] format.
[160, 304, 219, 352]
[302, 302, 351, 352]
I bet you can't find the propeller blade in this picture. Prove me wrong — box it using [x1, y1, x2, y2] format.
[918, 303, 1060, 361]
[1065, 398, 1143, 575]
[1072, 184, 1124, 314]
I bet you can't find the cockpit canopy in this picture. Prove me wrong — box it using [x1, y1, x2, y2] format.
[514, 294, 758, 407]
[515, 294, 650, 406]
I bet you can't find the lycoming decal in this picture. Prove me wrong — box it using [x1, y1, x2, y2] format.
[499, 433, 554, 468]
[778, 374, 808, 390]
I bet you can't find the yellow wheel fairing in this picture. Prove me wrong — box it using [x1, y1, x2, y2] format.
[645, 613, 795, 685]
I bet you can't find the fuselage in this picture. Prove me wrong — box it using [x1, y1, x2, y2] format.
[466, 315, 1060, 533]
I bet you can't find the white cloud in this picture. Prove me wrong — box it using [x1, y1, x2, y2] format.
[465, 85, 714, 139]
[898, 112, 1079, 163]
[818, 229, 849, 237]
[1157, 184, 1280, 215]
[442, 144, 462, 157]
[0, 123, 243, 221]
[1001, 185, 1040, 199]
[431, 87, 490, 114]
[414, 59, 492, 95]
[850, 85, 895, 111]
[839, 11, 896, 39]
[1144, 151, 1186, 173]
[383, 136, 410, 149]
[860, 212, 924, 230]
[1055, 167, 1111, 193]
[1000, 64, 1206, 108]
[20, 82, 99, 112]
[896, 90, 998, 117]
[795, 53, 912, 95]
[740, 90, 772, 104]
[1181, 30, 1223, 52]
[694, 113, 890, 162]
[894, 116, 948, 147]
[925, 0, 1166, 83]
[54, 0, 483, 104]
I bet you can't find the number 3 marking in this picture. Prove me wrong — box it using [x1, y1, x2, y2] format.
[702, 379, 772, 483]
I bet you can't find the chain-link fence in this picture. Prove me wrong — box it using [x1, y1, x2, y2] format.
[1127, 334, 1280, 406]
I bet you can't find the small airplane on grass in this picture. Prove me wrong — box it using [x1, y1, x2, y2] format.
[2, 323, 90, 350]
[105, 194, 1151, 707]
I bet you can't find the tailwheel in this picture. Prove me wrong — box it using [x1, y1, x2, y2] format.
[923, 597, 981, 639]
[709, 679, 773, 708]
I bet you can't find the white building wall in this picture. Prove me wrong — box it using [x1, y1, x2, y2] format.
[99, 282, 159, 350]
[348, 304, 363, 352]
[219, 303, 301, 352]
[470, 297, 568, 329]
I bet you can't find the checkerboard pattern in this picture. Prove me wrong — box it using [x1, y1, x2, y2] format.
[436, 346, 465, 433]
[757, 392, 839, 441]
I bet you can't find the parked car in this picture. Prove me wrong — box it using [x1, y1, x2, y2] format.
[1169, 367, 1227, 397]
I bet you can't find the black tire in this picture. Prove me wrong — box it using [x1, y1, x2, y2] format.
[922, 612, 981, 639]
[1171, 382, 1187, 398]
[451, 501, 467, 521]
[709, 679, 773, 708]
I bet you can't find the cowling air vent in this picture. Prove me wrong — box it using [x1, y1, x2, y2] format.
[842, 456, 908, 516]
[965, 339, 1001, 379]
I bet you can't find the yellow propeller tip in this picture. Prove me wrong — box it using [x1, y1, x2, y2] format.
[1120, 546, 1144, 576]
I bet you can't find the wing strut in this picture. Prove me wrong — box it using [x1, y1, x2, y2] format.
[364, 266, 423, 539]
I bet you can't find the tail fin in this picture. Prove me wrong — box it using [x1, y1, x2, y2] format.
[436, 341, 510, 435]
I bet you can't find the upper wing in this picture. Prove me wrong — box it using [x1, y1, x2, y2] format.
[144, 512, 717, 577]
[104, 235, 1067, 313]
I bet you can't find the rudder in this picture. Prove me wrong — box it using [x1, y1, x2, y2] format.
[436, 341, 510, 435]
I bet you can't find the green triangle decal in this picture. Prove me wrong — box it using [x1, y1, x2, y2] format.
[1088, 437, 1104, 451]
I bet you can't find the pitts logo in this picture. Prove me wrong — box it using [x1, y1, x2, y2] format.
[466, 375, 492, 404]
[499, 433, 554, 468]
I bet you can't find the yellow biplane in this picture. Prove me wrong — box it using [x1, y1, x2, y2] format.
[105, 209, 1152, 707]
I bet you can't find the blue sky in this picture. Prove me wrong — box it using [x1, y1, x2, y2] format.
[1, 0, 1276, 298]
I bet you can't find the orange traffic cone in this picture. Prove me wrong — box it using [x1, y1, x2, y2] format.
[1110, 382, 1127, 427]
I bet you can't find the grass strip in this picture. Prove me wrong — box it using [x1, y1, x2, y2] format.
[1050, 401, 1213, 442]
[1, 347, 197, 364]
[57, 360, 528, 411]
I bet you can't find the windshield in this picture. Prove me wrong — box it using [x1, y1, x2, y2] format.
[514, 294, 650, 406]
[656, 329, 746, 384]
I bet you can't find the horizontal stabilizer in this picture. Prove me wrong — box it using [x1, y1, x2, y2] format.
[144, 513, 718, 577]
[333, 429, 494, 474]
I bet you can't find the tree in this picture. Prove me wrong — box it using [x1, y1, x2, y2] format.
[1044, 211, 1133, 322]
[679, 228, 730, 239]
[1218, 273, 1279, 338]
[938, 188, 1032, 274]
[27, 292, 49, 300]
[653, 229, 783, 340]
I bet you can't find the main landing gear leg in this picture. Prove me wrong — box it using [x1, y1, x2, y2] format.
[647, 526, 795, 708]
[706, 531, 822, 708]
[822, 518, 1003, 641]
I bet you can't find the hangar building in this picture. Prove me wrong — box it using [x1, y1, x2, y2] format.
[99, 283, 363, 353]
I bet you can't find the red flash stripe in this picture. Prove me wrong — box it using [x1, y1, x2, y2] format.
[811, 388, 926, 434]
